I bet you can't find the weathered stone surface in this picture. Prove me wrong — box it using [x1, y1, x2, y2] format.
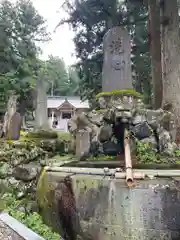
[102, 27, 132, 92]
[98, 124, 113, 143]
[0, 220, 24, 240]
[13, 164, 39, 182]
[3, 93, 18, 138]
[102, 141, 121, 156]
[35, 78, 49, 129]
[37, 169, 180, 240]
[7, 112, 22, 140]
[75, 130, 90, 159]
[131, 122, 152, 140]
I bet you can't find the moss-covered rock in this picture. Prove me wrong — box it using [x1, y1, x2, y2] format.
[26, 130, 58, 139]
[36, 168, 55, 209]
[0, 137, 70, 171]
[13, 164, 39, 182]
[96, 88, 142, 99]
[8, 139, 36, 150]
[0, 140, 47, 165]
[38, 139, 57, 153]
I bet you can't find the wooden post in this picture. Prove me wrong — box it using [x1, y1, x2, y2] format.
[124, 128, 134, 187]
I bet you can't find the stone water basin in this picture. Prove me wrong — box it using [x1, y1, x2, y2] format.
[36, 167, 180, 240]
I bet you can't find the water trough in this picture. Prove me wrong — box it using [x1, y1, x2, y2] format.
[36, 131, 180, 240]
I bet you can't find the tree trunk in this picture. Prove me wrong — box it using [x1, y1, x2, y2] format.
[35, 78, 49, 129]
[3, 91, 18, 137]
[22, 116, 26, 129]
[148, 0, 163, 109]
[106, 0, 117, 29]
[160, 0, 180, 142]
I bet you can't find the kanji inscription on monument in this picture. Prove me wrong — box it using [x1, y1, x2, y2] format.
[102, 27, 132, 92]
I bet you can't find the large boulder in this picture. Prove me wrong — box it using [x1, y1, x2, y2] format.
[12, 164, 40, 182]
[98, 125, 113, 143]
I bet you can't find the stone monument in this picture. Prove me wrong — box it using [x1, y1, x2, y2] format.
[75, 130, 90, 159]
[69, 26, 177, 160]
[7, 112, 22, 140]
[102, 27, 132, 92]
[35, 78, 49, 129]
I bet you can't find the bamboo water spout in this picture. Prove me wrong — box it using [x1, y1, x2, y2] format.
[124, 128, 134, 187]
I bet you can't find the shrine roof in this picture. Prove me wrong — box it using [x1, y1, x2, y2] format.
[47, 96, 89, 109]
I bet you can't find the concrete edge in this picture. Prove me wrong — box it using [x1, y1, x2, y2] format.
[0, 212, 45, 240]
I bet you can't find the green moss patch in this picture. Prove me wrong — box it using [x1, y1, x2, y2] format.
[96, 88, 142, 99]
[26, 130, 58, 139]
[57, 132, 71, 141]
[88, 155, 117, 161]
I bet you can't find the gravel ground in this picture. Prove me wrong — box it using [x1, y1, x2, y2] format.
[0, 220, 24, 240]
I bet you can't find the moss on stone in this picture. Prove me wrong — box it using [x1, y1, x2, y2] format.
[95, 109, 107, 113]
[96, 88, 142, 99]
[36, 168, 55, 209]
[74, 176, 101, 195]
[26, 130, 58, 139]
[48, 154, 75, 162]
[88, 156, 117, 161]
[57, 132, 71, 142]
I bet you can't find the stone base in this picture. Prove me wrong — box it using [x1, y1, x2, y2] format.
[69, 92, 178, 160]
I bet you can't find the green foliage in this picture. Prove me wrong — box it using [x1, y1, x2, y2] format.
[40, 55, 80, 96]
[0, 140, 47, 164]
[0, 0, 49, 112]
[59, 0, 110, 101]
[59, 0, 151, 103]
[136, 140, 180, 164]
[135, 140, 158, 163]
[67, 66, 81, 95]
[126, 1, 151, 104]
[174, 149, 180, 157]
[2, 193, 60, 240]
[21, 131, 72, 155]
[96, 88, 142, 98]
[57, 132, 71, 141]
[55, 139, 66, 154]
